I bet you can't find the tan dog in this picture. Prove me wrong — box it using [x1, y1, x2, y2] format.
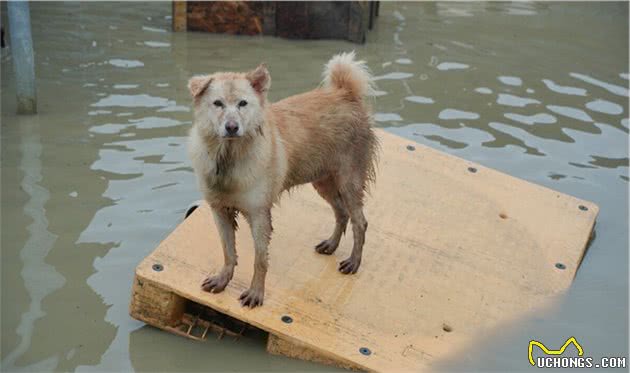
[187, 52, 378, 307]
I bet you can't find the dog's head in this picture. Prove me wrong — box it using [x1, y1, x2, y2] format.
[188, 64, 271, 140]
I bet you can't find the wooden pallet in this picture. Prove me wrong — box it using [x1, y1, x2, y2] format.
[129, 129, 597, 372]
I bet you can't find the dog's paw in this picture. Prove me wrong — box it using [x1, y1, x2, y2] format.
[239, 288, 264, 308]
[201, 273, 231, 293]
[339, 257, 361, 274]
[315, 239, 338, 255]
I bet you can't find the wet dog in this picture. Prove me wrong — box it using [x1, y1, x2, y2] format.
[187, 52, 378, 307]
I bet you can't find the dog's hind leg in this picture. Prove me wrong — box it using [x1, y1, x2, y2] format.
[337, 179, 368, 275]
[202, 207, 238, 293]
[313, 176, 349, 255]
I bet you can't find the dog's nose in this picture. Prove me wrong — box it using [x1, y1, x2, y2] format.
[225, 121, 239, 135]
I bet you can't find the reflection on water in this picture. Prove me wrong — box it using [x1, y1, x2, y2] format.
[405, 95, 435, 104]
[2, 119, 65, 372]
[542, 78, 588, 96]
[547, 104, 593, 122]
[496, 93, 540, 107]
[586, 99, 624, 115]
[497, 76, 522, 86]
[439, 109, 480, 120]
[436, 62, 469, 71]
[570, 72, 629, 97]
[504, 112, 557, 126]
[1, 1, 628, 372]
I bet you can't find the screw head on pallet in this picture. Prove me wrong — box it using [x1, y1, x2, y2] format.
[555, 263, 566, 270]
[281, 315, 293, 324]
[578, 205, 588, 211]
[468, 167, 477, 173]
[406, 145, 416, 151]
[152, 263, 164, 272]
[359, 347, 372, 356]
[185, 201, 202, 219]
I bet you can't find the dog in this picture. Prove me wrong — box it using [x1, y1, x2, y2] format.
[187, 52, 378, 307]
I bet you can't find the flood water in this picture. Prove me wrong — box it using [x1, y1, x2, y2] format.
[1, 2, 628, 372]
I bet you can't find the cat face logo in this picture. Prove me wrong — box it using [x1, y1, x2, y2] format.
[528, 337, 584, 366]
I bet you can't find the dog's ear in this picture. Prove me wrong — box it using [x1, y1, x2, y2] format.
[188, 75, 212, 98]
[246, 64, 271, 95]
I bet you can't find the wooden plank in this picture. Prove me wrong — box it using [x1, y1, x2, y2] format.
[305, 2, 351, 40]
[267, 334, 362, 371]
[186, 1, 263, 35]
[262, 2, 276, 36]
[275, 2, 309, 39]
[174, 1, 373, 43]
[348, 1, 368, 43]
[130, 277, 185, 327]
[368, 1, 376, 30]
[130, 129, 597, 371]
[172, 1, 187, 32]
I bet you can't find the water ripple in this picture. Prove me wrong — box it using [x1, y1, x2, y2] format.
[504, 112, 557, 125]
[542, 79, 587, 96]
[439, 109, 480, 120]
[395, 58, 412, 65]
[436, 62, 469, 71]
[374, 113, 403, 122]
[475, 87, 493, 94]
[113, 84, 139, 89]
[497, 93, 540, 107]
[570, 72, 629, 97]
[405, 96, 434, 104]
[498, 76, 522, 86]
[91, 94, 175, 108]
[144, 41, 170, 48]
[547, 105, 594, 123]
[374, 72, 414, 80]
[108, 59, 144, 68]
[585, 99, 624, 115]
[141, 26, 167, 33]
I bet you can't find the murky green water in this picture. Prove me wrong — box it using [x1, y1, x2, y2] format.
[1, 2, 628, 372]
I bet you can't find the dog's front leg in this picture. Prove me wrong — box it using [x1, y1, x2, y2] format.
[240, 208, 272, 308]
[202, 207, 238, 293]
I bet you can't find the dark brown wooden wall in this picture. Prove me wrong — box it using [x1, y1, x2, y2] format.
[175, 1, 377, 44]
[187, 1, 264, 35]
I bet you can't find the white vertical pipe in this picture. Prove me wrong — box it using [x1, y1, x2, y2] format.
[7, 1, 37, 114]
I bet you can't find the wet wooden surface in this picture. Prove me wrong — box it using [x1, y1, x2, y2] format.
[131, 129, 597, 371]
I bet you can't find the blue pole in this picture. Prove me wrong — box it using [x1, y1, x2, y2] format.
[7, 1, 37, 114]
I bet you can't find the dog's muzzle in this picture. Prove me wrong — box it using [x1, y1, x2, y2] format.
[225, 120, 239, 137]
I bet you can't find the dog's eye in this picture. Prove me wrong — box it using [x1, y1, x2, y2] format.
[238, 100, 248, 108]
[213, 100, 224, 108]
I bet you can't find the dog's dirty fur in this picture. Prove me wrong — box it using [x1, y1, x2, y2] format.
[188, 52, 378, 308]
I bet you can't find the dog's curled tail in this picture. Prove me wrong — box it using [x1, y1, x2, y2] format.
[322, 51, 375, 99]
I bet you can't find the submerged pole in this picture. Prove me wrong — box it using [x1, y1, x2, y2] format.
[7, 1, 37, 114]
